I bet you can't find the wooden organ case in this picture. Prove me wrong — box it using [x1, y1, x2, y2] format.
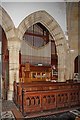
[19, 62, 51, 82]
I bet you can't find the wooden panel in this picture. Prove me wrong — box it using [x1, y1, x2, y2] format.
[13, 81, 80, 116]
[19, 63, 51, 82]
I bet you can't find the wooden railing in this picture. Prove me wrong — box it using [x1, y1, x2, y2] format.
[13, 81, 80, 116]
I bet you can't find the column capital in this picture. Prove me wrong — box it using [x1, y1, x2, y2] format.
[8, 37, 21, 51]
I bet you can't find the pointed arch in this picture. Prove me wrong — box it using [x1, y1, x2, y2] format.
[0, 6, 17, 100]
[0, 6, 15, 40]
[18, 10, 68, 81]
[74, 56, 78, 73]
[18, 10, 67, 54]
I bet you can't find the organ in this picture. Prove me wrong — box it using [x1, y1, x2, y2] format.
[19, 62, 52, 82]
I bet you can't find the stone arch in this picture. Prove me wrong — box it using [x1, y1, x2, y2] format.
[0, 6, 15, 40]
[74, 56, 78, 73]
[69, 52, 78, 79]
[74, 53, 79, 71]
[18, 10, 68, 81]
[18, 10, 67, 51]
[0, 6, 14, 100]
[73, 54, 80, 80]
[0, 6, 20, 100]
[18, 10, 67, 81]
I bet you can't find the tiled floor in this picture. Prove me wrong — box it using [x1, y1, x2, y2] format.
[1, 100, 80, 120]
[2, 100, 24, 120]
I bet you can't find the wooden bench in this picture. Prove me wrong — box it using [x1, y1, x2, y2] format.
[13, 81, 80, 116]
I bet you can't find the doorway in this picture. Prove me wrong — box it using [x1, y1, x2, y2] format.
[0, 26, 9, 100]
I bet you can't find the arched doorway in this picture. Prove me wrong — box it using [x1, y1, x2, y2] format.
[0, 25, 9, 100]
[74, 56, 79, 73]
[0, 6, 16, 100]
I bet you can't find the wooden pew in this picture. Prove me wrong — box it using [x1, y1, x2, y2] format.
[13, 81, 80, 116]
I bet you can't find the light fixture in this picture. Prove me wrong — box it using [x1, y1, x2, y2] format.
[70, 49, 74, 52]
[38, 63, 43, 66]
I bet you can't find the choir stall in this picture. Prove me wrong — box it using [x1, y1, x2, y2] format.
[13, 63, 80, 117]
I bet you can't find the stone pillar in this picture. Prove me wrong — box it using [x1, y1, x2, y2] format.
[70, 58, 74, 79]
[65, 51, 71, 80]
[58, 54, 66, 82]
[57, 45, 66, 82]
[7, 39, 20, 100]
[68, 52, 75, 80]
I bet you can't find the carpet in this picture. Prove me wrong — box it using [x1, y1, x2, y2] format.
[1, 111, 15, 120]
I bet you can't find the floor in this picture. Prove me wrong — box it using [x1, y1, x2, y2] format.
[1, 99, 80, 120]
[1, 99, 24, 119]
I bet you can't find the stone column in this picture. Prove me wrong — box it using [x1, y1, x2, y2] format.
[70, 59, 74, 79]
[7, 39, 20, 100]
[58, 54, 66, 82]
[57, 45, 66, 82]
[65, 51, 71, 80]
[69, 52, 76, 79]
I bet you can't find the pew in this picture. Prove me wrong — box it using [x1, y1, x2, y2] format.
[13, 81, 80, 117]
